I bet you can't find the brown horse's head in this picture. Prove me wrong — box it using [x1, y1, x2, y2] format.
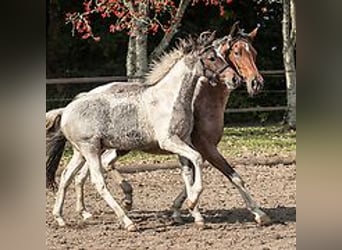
[217, 22, 264, 96]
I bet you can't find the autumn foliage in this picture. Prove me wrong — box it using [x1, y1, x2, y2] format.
[66, 0, 234, 41]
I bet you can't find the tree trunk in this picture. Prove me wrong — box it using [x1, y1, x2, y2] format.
[126, 1, 191, 79]
[282, 0, 296, 129]
[135, 30, 148, 78]
[125, 2, 148, 80]
[126, 35, 136, 79]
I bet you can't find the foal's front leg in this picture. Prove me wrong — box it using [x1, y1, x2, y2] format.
[159, 135, 204, 210]
[172, 156, 204, 227]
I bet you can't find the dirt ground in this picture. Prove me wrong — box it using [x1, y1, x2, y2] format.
[46, 161, 296, 250]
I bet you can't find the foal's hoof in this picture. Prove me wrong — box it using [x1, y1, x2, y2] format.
[55, 217, 66, 227]
[125, 224, 137, 232]
[185, 199, 196, 210]
[255, 213, 272, 226]
[194, 220, 206, 229]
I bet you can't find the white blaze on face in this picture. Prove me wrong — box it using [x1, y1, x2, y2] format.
[244, 42, 250, 52]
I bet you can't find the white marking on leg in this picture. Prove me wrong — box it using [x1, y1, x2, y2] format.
[231, 172, 271, 224]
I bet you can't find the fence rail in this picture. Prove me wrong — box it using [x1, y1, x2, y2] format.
[46, 70, 287, 113]
[46, 70, 285, 85]
[225, 106, 287, 113]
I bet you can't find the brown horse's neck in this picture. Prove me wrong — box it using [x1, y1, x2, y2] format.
[192, 82, 232, 145]
[195, 82, 231, 113]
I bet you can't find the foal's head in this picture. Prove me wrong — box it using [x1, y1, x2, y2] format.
[191, 31, 241, 88]
[216, 22, 264, 96]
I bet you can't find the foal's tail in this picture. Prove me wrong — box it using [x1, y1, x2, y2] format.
[46, 108, 67, 191]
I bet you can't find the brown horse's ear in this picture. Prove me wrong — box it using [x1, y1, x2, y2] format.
[248, 26, 259, 41]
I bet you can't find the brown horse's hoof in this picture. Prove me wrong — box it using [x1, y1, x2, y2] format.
[126, 223, 137, 232]
[172, 215, 184, 224]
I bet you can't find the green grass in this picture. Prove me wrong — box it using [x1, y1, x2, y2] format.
[218, 125, 296, 158]
[62, 125, 296, 166]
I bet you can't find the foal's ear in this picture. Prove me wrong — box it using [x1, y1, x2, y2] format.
[229, 21, 240, 38]
[197, 30, 216, 47]
[248, 25, 259, 41]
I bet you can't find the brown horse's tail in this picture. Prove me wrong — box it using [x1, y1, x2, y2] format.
[46, 109, 66, 191]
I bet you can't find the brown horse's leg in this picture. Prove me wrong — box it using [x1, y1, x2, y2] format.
[194, 139, 271, 225]
[171, 188, 187, 218]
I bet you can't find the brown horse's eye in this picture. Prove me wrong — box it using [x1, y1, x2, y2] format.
[208, 56, 216, 61]
[234, 51, 241, 58]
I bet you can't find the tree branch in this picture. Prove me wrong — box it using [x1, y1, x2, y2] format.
[149, 0, 191, 60]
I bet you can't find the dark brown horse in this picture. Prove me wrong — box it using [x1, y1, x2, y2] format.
[173, 23, 270, 225]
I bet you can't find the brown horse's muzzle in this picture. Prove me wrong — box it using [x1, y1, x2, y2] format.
[252, 78, 264, 93]
[247, 76, 264, 96]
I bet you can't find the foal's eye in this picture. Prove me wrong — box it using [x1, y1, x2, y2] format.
[208, 56, 216, 61]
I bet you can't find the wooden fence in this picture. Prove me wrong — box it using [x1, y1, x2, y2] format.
[46, 70, 288, 113]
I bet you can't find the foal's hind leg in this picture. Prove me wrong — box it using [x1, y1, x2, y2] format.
[194, 140, 271, 225]
[53, 149, 85, 226]
[74, 149, 133, 215]
[80, 146, 136, 231]
[75, 164, 93, 220]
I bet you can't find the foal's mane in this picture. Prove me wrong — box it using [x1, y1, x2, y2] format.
[144, 37, 195, 86]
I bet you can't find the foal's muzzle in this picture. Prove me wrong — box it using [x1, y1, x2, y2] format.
[224, 74, 242, 90]
[232, 75, 241, 87]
